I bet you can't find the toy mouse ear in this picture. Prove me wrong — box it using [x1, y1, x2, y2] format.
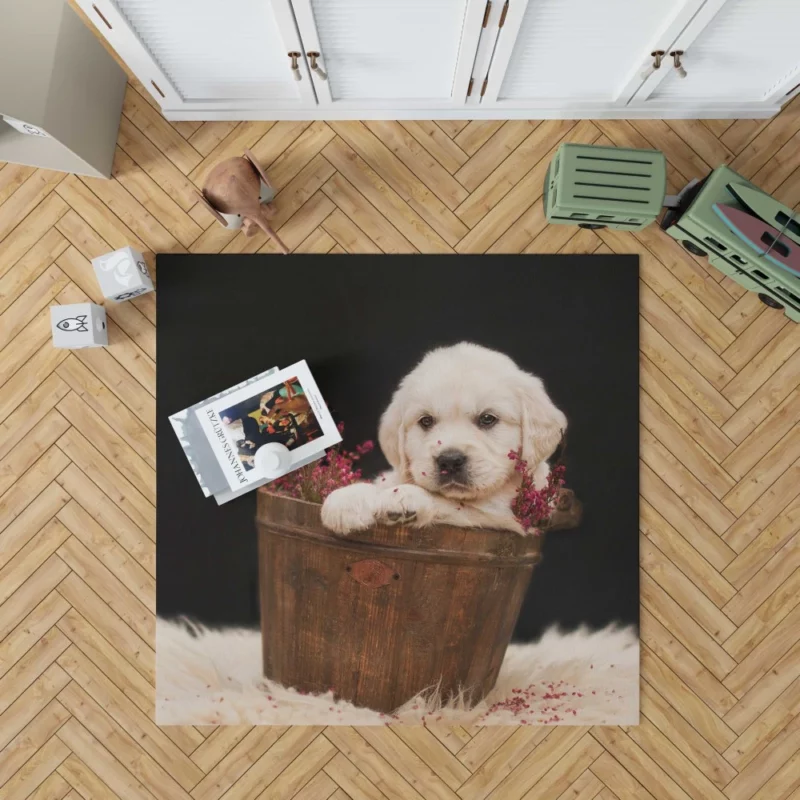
[243, 149, 273, 191]
[195, 190, 228, 227]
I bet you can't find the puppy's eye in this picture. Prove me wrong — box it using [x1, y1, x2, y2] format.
[418, 415, 435, 430]
[477, 413, 498, 429]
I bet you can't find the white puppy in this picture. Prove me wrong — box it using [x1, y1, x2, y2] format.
[321, 342, 567, 536]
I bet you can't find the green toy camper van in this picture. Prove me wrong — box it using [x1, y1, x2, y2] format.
[544, 143, 667, 232]
[660, 165, 800, 323]
[544, 142, 799, 322]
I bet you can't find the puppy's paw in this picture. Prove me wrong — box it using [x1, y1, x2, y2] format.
[321, 483, 380, 535]
[377, 484, 436, 528]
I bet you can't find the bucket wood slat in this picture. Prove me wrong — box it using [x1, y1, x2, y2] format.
[256, 490, 543, 713]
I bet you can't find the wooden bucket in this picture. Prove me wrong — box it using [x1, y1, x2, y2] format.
[256, 490, 543, 713]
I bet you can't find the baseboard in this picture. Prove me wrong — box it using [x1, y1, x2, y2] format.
[163, 105, 780, 122]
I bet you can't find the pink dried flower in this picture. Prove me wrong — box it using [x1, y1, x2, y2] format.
[271, 424, 374, 503]
[508, 450, 566, 534]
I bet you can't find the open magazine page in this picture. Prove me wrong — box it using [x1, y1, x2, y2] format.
[194, 360, 342, 492]
[168, 366, 279, 497]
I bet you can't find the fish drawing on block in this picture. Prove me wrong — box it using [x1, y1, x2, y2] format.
[726, 183, 800, 246]
[713, 204, 800, 277]
[56, 315, 89, 332]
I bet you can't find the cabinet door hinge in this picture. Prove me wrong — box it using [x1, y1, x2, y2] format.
[467, 77, 474, 97]
[480, 77, 488, 97]
[482, 0, 492, 27]
[499, 0, 509, 27]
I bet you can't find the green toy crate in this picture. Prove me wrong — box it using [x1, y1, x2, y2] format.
[661, 165, 800, 323]
[544, 144, 667, 231]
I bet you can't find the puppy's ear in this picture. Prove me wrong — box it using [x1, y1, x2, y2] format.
[378, 389, 408, 477]
[517, 373, 567, 469]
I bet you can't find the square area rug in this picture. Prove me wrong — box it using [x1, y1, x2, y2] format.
[156, 254, 639, 726]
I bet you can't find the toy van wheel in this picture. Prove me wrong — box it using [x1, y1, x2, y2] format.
[758, 293, 784, 310]
[682, 240, 707, 257]
[578, 223, 606, 230]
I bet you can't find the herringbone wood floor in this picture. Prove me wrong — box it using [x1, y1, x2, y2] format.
[2, 69, 800, 799]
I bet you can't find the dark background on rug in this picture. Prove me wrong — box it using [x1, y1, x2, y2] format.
[156, 255, 639, 641]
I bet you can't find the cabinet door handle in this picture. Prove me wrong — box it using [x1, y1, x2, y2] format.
[307, 52, 328, 81]
[640, 50, 665, 81]
[670, 50, 687, 79]
[288, 51, 302, 81]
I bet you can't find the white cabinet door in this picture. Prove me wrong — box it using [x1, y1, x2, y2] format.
[481, 0, 707, 109]
[631, 0, 800, 109]
[289, 0, 486, 108]
[75, 0, 316, 111]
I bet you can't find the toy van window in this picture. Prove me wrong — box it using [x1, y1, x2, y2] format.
[752, 269, 769, 280]
[704, 236, 727, 252]
[776, 212, 800, 238]
[761, 233, 790, 258]
[570, 213, 588, 218]
[777, 287, 800, 305]
[731, 254, 747, 265]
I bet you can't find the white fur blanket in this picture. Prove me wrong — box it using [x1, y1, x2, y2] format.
[156, 620, 639, 726]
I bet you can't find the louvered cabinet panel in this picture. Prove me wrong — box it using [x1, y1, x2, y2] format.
[496, 0, 681, 101]
[75, 0, 314, 108]
[648, 0, 800, 103]
[291, 0, 483, 106]
[491, 0, 701, 104]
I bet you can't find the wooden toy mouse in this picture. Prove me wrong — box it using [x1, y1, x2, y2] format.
[196, 149, 289, 254]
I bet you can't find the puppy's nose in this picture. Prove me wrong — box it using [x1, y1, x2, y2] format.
[436, 450, 468, 474]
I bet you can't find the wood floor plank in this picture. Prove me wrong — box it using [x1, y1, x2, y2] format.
[57, 645, 204, 790]
[724, 564, 800, 663]
[399, 121, 469, 174]
[55, 391, 154, 503]
[454, 121, 538, 192]
[56, 719, 159, 800]
[111, 147, 203, 248]
[117, 115, 201, 211]
[0, 554, 70, 643]
[264, 121, 336, 190]
[0, 169, 65, 244]
[640, 500, 735, 608]
[639, 355, 735, 463]
[321, 208, 383, 254]
[458, 121, 600, 252]
[0, 229, 68, 317]
[365, 120, 468, 209]
[0, 698, 71, 788]
[56, 534, 153, 642]
[323, 137, 451, 253]
[638, 680, 737, 790]
[723, 529, 800, 624]
[122, 85, 202, 176]
[455, 120, 575, 229]
[0, 194, 68, 279]
[322, 174, 414, 254]
[454, 121, 507, 156]
[0, 163, 36, 207]
[56, 492, 155, 598]
[56, 570, 154, 683]
[330, 122, 468, 246]
[57, 678, 195, 799]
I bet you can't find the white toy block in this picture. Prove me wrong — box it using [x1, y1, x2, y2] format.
[92, 246, 154, 302]
[50, 303, 107, 349]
